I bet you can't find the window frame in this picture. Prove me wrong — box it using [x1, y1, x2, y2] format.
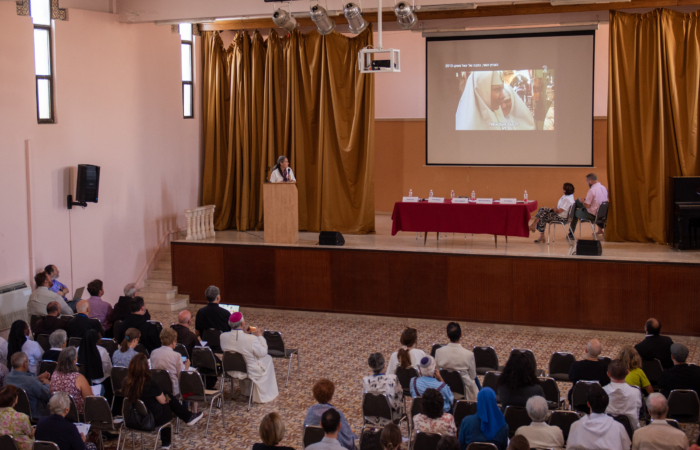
[180, 27, 194, 119]
[32, 0, 55, 124]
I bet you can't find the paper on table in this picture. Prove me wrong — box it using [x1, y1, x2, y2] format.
[74, 423, 91, 435]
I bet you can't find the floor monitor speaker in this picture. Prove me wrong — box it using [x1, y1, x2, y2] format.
[576, 239, 602, 256]
[319, 231, 345, 246]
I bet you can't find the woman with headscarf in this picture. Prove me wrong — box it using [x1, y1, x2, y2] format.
[7, 320, 43, 375]
[409, 356, 454, 414]
[458, 388, 509, 450]
[77, 330, 112, 400]
[269, 155, 296, 183]
[499, 84, 536, 130]
[456, 71, 507, 130]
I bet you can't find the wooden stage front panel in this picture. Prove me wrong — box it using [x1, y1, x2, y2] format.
[171, 242, 700, 336]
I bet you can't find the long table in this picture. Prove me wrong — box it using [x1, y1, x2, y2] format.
[392, 199, 539, 244]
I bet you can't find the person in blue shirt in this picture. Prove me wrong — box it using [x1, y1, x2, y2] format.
[4, 352, 50, 418]
[45, 265, 77, 312]
[303, 378, 357, 450]
[409, 356, 454, 414]
[458, 388, 508, 450]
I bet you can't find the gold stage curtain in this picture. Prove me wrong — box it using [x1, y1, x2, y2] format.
[201, 28, 375, 234]
[608, 9, 700, 243]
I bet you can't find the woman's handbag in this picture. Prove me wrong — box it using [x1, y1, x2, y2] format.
[123, 400, 155, 431]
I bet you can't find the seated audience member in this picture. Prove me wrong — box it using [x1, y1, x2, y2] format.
[150, 328, 189, 397]
[34, 302, 70, 336]
[568, 339, 610, 401]
[171, 310, 199, 358]
[45, 265, 70, 300]
[0, 337, 8, 367]
[43, 329, 67, 361]
[530, 182, 576, 243]
[27, 272, 73, 317]
[508, 435, 530, 450]
[413, 388, 457, 436]
[109, 283, 143, 328]
[410, 356, 454, 414]
[604, 359, 642, 429]
[123, 354, 203, 449]
[194, 286, 231, 351]
[7, 320, 43, 375]
[0, 385, 35, 450]
[497, 351, 545, 408]
[659, 343, 700, 398]
[0, 364, 8, 388]
[306, 408, 347, 450]
[65, 300, 104, 339]
[380, 423, 402, 450]
[566, 384, 630, 450]
[458, 388, 509, 450]
[253, 412, 295, 450]
[635, 318, 674, 370]
[49, 347, 93, 415]
[35, 392, 96, 450]
[617, 345, 654, 395]
[221, 312, 278, 403]
[514, 396, 565, 450]
[386, 327, 425, 376]
[4, 352, 50, 417]
[362, 352, 403, 425]
[115, 297, 160, 353]
[304, 378, 357, 450]
[631, 393, 688, 450]
[86, 279, 113, 333]
[434, 322, 479, 401]
[569, 173, 608, 237]
[78, 330, 112, 391]
[437, 435, 460, 450]
[112, 328, 140, 367]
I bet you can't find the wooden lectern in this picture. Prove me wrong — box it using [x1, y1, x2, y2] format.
[263, 182, 299, 244]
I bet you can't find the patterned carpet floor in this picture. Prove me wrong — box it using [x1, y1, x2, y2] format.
[106, 305, 700, 450]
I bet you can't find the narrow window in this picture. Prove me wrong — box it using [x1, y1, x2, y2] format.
[31, 0, 54, 123]
[179, 24, 193, 119]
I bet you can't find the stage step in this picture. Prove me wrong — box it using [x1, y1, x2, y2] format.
[140, 286, 177, 300]
[148, 269, 171, 280]
[146, 294, 189, 312]
[145, 279, 175, 289]
[155, 259, 172, 270]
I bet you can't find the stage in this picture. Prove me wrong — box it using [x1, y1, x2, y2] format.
[171, 214, 700, 336]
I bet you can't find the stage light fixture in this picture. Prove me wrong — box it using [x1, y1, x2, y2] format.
[343, 2, 368, 34]
[272, 8, 298, 33]
[394, 2, 417, 30]
[310, 4, 336, 35]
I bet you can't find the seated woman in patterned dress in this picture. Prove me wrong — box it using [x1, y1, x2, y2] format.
[0, 385, 35, 450]
[362, 352, 404, 425]
[49, 347, 93, 415]
[412, 388, 457, 437]
[530, 183, 575, 243]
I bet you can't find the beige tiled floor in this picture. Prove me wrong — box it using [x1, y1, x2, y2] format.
[106, 305, 700, 450]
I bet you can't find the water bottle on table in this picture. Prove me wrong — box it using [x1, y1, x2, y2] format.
[429, 190, 433, 198]
[524, 190, 528, 203]
[471, 190, 476, 202]
[409, 189, 413, 197]
[451, 190, 455, 199]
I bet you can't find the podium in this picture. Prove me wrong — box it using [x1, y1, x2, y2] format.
[263, 182, 299, 244]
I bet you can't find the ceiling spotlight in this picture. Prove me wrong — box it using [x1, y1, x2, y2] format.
[272, 8, 297, 33]
[343, 2, 368, 34]
[394, 2, 417, 30]
[310, 4, 336, 35]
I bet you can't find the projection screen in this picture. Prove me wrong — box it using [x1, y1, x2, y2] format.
[426, 30, 595, 167]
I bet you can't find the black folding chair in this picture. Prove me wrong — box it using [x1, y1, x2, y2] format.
[413, 432, 441, 450]
[110, 366, 129, 410]
[610, 414, 634, 441]
[547, 352, 576, 382]
[221, 351, 253, 411]
[482, 371, 501, 402]
[361, 392, 404, 433]
[473, 346, 500, 374]
[667, 389, 700, 423]
[538, 377, 563, 410]
[97, 338, 118, 357]
[68, 337, 82, 348]
[466, 444, 498, 450]
[173, 343, 189, 359]
[409, 396, 423, 436]
[151, 369, 175, 397]
[39, 360, 57, 375]
[439, 369, 466, 400]
[504, 406, 532, 438]
[548, 410, 580, 441]
[453, 400, 477, 428]
[263, 330, 300, 387]
[641, 359, 664, 391]
[202, 328, 222, 351]
[65, 394, 80, 423]
[665, 418, 681, 429]
[579, 201, 609, 240]
[32, 442, 59, 450]
[430, 343, 444, 358]
[13, 389, 33, 423]
[180, 369, 224, 436]
[36, 335, 51, 353]
[359, 426, 383, 450]
[84, 395, 122, 450]
[120, 399, 172, 450]
[598, 356, 612, 367]
[302, 425, 325, 448]
[192, 347, 222, 393]
[134, 344, 149, 357]
[510, 348, 543, 376]
[113, 320, 124, 339]
[570, 380, 600, 414]
[396, 366, 419, 413]
[0, 435, 18, 450]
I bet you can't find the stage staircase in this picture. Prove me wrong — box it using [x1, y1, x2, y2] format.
[138, 249, 189, 312]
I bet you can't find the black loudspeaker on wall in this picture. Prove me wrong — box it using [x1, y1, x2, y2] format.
[67, 164, 101, 209]
[576, 239, 602, 256]
[319, 231, 345, 246]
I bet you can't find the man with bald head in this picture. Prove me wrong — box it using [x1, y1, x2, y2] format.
[632, 393, 688, 450]
[65, 299, 104, 339]
[635, 318, 675, 369]
[568, 339, 610, 402]
[171, 310, 199, 358]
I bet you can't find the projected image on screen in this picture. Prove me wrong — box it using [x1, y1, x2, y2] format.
[426, 31, 594, 167]
[455, 69, 554, 131]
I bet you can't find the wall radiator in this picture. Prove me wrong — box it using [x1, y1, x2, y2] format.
[0, 281, 31, 331]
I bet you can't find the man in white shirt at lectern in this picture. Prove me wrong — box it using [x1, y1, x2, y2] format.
[269, 155, 296, 183]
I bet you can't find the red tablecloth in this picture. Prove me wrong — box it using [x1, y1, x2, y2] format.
[391, 200, 539, 238]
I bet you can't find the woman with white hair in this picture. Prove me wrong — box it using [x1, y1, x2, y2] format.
[362, 352, 403, 425]
[513, 396, 564, 450]
[409, 356, 454, 413]
[35, 392, 96, 450]
[43, 329, 67, 361]
[108, 283, 145, 334]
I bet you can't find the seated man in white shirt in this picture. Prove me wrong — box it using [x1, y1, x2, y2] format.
[150, 328, 190, 397]
[220, 312, 278, 403]
[306, 408, 344, 450]
[515, 396, 565, 450]
[27, 272, 73, 317]
[604, 359, 643, 429]
[567, 384, 631, 450]
[434, 322, 479, 401]
[632, 393, 688, 450]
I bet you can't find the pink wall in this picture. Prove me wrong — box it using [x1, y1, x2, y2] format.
[0, 3, 202, 306]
